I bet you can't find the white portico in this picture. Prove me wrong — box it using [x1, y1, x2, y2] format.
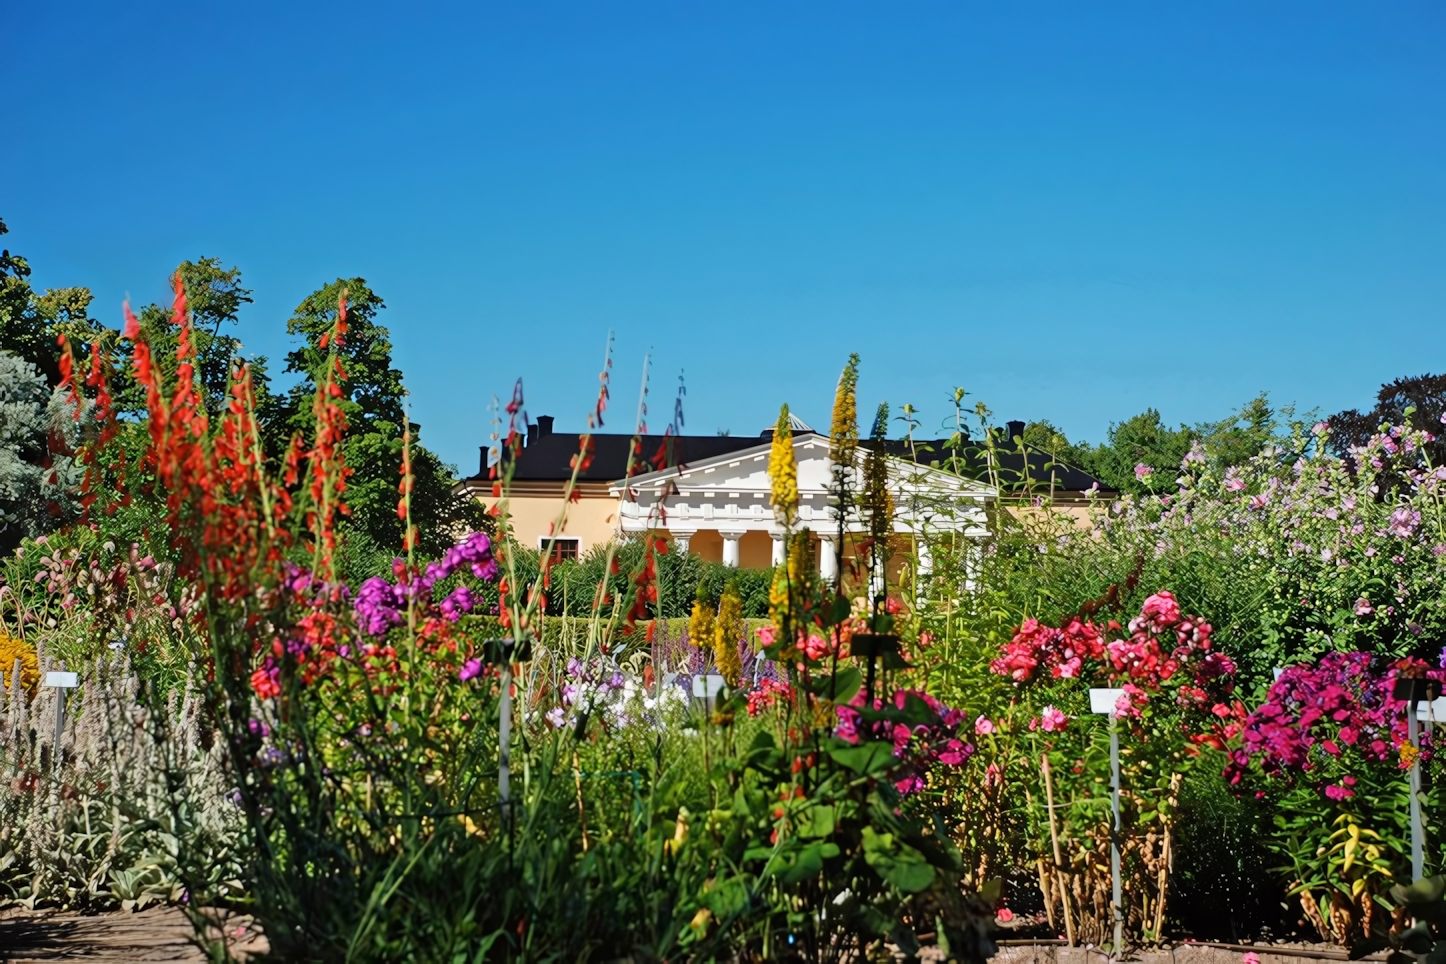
[608, 431, 994, 571]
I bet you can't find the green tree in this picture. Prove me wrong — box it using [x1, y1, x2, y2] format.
[112, 258, 264, 418]
[0, 217, 105, 384]
[1076, 408, 1193, 494]
[279, 278, 486, 560]
[1195, 393, 1292, 470]
[1020, 419, 1072, 456]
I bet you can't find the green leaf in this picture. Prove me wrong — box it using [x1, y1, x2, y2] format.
[776, 841, 841, 884]
[828, 667, 863, 704]
[1401, 922, 1436, 955]
[830, 740, 897, 776]
[799, 804, 836, 839]
[862, 827, 936, 893]
[1392, 875, 1446, 906]
[1349, 937, 1391, 960]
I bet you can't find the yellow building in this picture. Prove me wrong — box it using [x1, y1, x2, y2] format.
[456, 415, 1106, 568]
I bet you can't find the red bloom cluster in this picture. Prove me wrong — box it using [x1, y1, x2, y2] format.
[994, 592, 1242, 745]
[747, 678, 792, 717]
[121, 276, 296, 602]
[991, 617, 1103, 681]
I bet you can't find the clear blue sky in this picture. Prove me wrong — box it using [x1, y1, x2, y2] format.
[4, 2, 1444, 473]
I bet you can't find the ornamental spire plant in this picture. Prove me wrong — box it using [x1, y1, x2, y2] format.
[768, 403, 798, 526]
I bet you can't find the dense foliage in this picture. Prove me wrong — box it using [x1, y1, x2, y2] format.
[4, 220, 1446, 960]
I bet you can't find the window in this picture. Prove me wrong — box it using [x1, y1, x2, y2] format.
[539, 537, 580, 563]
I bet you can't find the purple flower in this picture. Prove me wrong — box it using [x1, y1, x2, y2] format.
[545, 706, 566, 728]
[459, 658, 483, 682]
[1135, 463, 1154, 481]
[354, 576, 407, 636]
[440, 585, 477, 622]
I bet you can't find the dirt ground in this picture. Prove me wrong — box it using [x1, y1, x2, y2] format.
[0, 906, 267, 963]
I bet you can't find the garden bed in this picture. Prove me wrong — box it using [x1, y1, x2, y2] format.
[992, 941, 1392, 964]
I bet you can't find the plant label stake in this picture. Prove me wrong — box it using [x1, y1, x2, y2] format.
[1089, 687, 1126, 957]
[484, 638, 532, 830]
[1395, 677, 1442, 881]
[44, 671, 78, 773]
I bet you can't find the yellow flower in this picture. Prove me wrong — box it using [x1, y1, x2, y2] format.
[688, 591, 716, 657]
[768, 533, 815, 646]
[829, 353, 860, 466]
[713, 584, 745, 689]
[1401, 742, 1421, 769]
[768, 404, 798, 526]
[0, 633, 39, 696]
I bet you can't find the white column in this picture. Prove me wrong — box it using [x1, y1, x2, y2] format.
[671, 529, 696, 555]
[770, 532, 786, 566]
[818, 535, 838, 581]
[721, 530, 743, 567]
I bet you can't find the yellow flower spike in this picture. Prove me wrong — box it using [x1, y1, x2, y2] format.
[689, 588, 717, 667]
[829, 354, 860, 466]
[713, 582, 745, 688]
[768, 404, 798, 526]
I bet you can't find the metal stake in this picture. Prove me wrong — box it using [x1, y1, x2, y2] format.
[1090, 687, 1126, 956]
[43, 671, 78, 774]
[1110, 713, 1123, 957]
[1408, 710, 1423, 881]
[498, 661, 513, 826]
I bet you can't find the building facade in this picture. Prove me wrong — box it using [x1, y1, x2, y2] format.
[456, 415, 1105, 569]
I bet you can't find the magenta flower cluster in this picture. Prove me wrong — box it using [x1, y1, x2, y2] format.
[1226, 651, 1444, 798]
[354, 531, 498, 636]
[836, 688, 974, 794]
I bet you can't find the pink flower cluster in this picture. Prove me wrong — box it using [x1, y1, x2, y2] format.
[994, 592, 1227, 693]
[746, 677, 791, 717]
[991, 617, 1104, 681]
[1030, 706, 1070, 732]
[835, 688, 973, 794]
[993, 592, 1241, 746]
[1226, 652, 1444, 796]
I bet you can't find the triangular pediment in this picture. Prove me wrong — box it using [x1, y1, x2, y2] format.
[610, 432, 995, 501]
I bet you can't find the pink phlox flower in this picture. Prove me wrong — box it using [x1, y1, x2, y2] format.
[1036, 706, 1069, 732]
[975, 715, 995, 736]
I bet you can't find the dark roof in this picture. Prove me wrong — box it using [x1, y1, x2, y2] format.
[472, 426, 1106, 493]
[471, 431, 763, 484]
[862, 439, 1107, 492]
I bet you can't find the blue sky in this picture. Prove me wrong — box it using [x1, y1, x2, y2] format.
[4, 2, 1444, 473]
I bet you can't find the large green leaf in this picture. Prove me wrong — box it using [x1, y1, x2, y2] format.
[776, 841, 841, 884]
[862, 827, 936, 893]
[829, 740, 897, 776]
[798, 804, 836, 839]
